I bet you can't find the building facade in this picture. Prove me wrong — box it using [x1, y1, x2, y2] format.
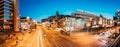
[20, 17, 37, 31]
[43, 11, 115, 32]
[113, 10, 120, 25]
[20, 17, 31, 31]
[0, 0, 19, 33]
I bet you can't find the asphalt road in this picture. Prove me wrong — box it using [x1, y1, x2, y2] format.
[1, 26, 116, 47]
[15, 27, 42, 47]
[41, 26, 106, 47]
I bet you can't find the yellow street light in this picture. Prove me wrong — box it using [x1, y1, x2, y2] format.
[27, 16, 30, 19]
[86, 22, 91, 27]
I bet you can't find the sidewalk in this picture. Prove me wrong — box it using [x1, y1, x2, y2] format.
[0, 30, 30, 47]
[91, 26, 120, 34]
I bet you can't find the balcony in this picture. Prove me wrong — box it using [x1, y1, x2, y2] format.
[0, 18, 4, 20]
[4, 3, 12, 7]
[0, 14, 11, 16]
[4, 0, 12, 4]
[0, 0, 4, 4]
[0, 3, 4, 7]
[0, 10, 4, 14]
[0, 6, 4, 10]
[4, 22, 13, 24]
[5, 18, 13, 20]
[7, 7, 13, 11]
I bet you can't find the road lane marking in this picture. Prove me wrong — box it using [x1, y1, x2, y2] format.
[40, 29, 44, 47]
[27, 32, 36, 47]
[27, 29, 40, 47]
[37, 30, 40, 47]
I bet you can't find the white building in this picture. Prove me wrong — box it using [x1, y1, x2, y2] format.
[20, 17, 31, 31]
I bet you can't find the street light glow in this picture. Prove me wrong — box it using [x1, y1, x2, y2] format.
[0, 0, 120, 47]
[27, 16, 30, 19]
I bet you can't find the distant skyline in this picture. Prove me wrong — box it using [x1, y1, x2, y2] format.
[19, 0, 120, 21]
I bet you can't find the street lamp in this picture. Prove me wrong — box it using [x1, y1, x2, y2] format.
[27, 16, 30, 22]
[26, 16, 30, 31]
[86, 22, 91, 32]
[89, 17, 93, 32]
[27, 16, 30, 19]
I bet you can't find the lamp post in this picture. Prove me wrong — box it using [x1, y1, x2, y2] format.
[27, 16, 30, 21]
[89, 17, 93, 32]
[86, 22, 91, 32]
[26, 16, 30, 31]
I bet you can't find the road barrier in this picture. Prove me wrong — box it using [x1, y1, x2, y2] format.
[108, 34, 120, 47]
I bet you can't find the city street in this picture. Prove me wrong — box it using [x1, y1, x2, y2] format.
[0, 26, 106, 47]
[15, 27, 43, 47]
[0, 26, 120, 47]
[0, 0, 120, 47]
[41, 26, 106, 47]
[0, 27, 43, 47]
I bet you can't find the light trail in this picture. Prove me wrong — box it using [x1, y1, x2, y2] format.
[37, 30, 40, 47]
[39, 29, 44, 47]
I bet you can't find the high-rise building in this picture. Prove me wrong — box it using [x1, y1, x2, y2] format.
[114, 10, 120, 20]
[0, 0, 19, 33]
[113, 10, 120, 25]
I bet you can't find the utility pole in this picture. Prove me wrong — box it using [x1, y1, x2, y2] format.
[55, 11, 59, 28]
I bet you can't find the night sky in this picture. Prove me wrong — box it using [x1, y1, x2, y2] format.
[18, 0, 120, 21]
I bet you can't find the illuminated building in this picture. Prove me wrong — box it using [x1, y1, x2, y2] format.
[0, 0, 19, 33]
[113, 10, 120, 25]
[20, 17, 31, 31]
[42, 11, 114, 32]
